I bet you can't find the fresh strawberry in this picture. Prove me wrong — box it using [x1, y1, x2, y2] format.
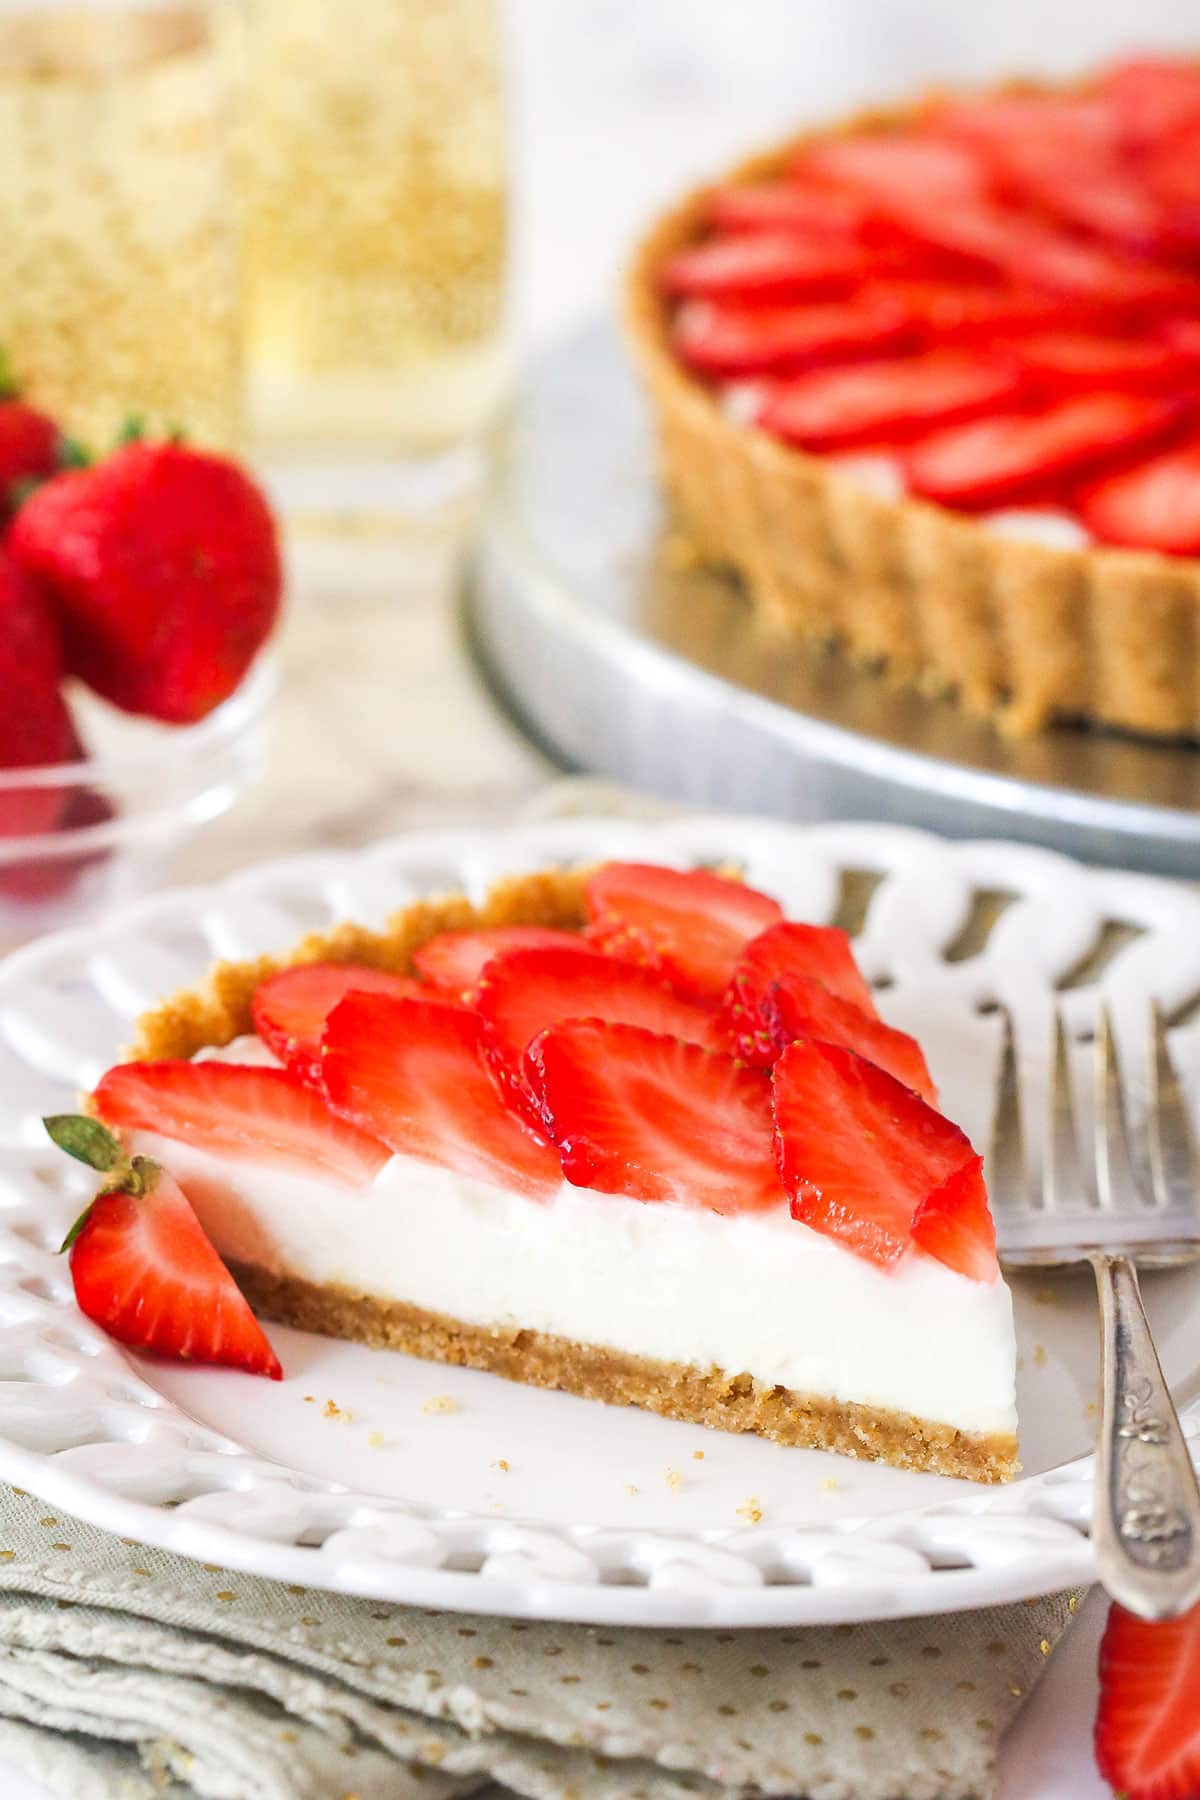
[933, 91, 1118, 157]
[251, 961, 456, 1087]
[584, 862, 784, 1001]
[723, 921, 878, 1058]
[800, 133, 992, 207]
[902, 393, 1181, 511]
[476, 943, 718, 1103]
[858, 279, 1078, 346]
[92, 1060, 387, 1188]
[773, 1038, 993, 1275]
[1009, 331, 1191, 394]
[322, 992, 561, 1198]
[1095, 1597, 1200, 1800]
[708, 180, 878, 241]
[0, 550, 73, 839]
[412, 925, 593, 1000]
[757, 349, 1026, 452]
[659, 233, 872, 304]
[9, 441, 282, 725]
[909, 1155, 996, 1280]
[43, 1112, 281, 1378]
[673, 295, 911, 379]
[0, 401, 63, 519]
[757, 974, 936, 1103]
[1076, 438, 1200, 554]
[528, 1019, 781, 1212]
[1103, 58, 1200, 148]
[1146, 123, 1200, 248]
[0, 766, 115, 905]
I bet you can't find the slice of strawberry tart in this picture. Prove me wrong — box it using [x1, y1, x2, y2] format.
[87, 861, 1018, 1481]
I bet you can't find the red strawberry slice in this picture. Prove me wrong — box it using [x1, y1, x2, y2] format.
[757, 350, 1026, 452]
[584, 862, 784, 1001]
[998, 147, 1178, 261]
[93, 1061, 388, 1188]
[1103, 59, 1200, 148]
[758, 974, 937, 1104]
[1076, 438, 1200, 555]
[673, 295, 911, 379]
[69, 1160, 281, 1377]
[858, 279, 1078, 346]
[528, 1019, 780, 1212]
[476, 945, 719, 1103]
[251, 961, 457, 1086]
[322, 993, 561, 1198]
[723, 921, 878, 1054]
[413, 925, 592, 1000]
[902, 393, 1181, 512]
[910, 1155, 996, 1281]
[659, 232, 871, 304]
[709, 180, 879, 241]
[773, 1037, 990, 1274]
[934, 91, 1118, 157]
[1009, 331, 1191, 395]
[800, 133, 992, 207]
[1095, 1597, 1200, 1800]
[1158, 317, 1200, 365]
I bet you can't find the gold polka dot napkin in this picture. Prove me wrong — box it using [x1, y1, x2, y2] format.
[0, 1486, 1079, 1800]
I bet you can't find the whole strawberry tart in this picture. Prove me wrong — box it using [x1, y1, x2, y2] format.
[627, 57, 1200, 737]
[82, 860, 1018, 1483]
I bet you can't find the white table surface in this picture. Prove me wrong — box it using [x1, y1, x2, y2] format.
[12, 1, 1197, 1787]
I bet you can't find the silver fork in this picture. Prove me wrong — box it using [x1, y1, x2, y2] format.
[989, 1003, 1200, 1620]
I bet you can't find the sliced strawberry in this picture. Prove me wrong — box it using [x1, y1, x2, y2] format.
[584, 862, 783, 1001]
[528, 1019, 780, 1212]
[660, 232, 871, 304]
[723, 921, 878, 1058]
[1009, 331, 1190, 395]
[858, 279, 1078, 346]
[800, 133, 992, 207]
[902, 393, 1181, 511]
[1157, 316, 1200, 364]
[476, 945, 718, 1103]
[43, 1113, 281, 1377]
[92, 1061, 388, 1188]
[759, 974, 937, 1104]
[709, 179, 878, 241]
[1096, 1597, 1200, 1800]
[1103, 58, 1200, 148]
[757, 349, 1025, 452]
[251, 961, 456, 1086]
[910, 1154, 997, 1280]
[1002, 148, 1178, 261]
[1147, 123, 1200, 250]
[413, 925, 591, 1000]
[673, 295, 911, 379]
[1076, 438, 1200, 554]
[322, 992, 561, 1198]
[773, 1038, 983, 1272]
[934, 91, 1118, 157]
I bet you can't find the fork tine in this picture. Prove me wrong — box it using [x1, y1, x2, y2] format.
[1094, 1005, 1138, 1212]
[987, 1008, 1029, 1212]
[1147, 1002, 1196, 1212]
[1043, 1012, 1081, 1213]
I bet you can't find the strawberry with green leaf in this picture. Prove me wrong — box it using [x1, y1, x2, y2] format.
[43, 1113, 282, 1378]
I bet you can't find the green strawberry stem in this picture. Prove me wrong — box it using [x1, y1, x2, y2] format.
[0, 347, 19, 402]
[43, 1113, 160, 1253]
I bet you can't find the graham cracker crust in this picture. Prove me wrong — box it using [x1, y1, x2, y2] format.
[234, 1262, 1019, 1483]
[624, 87, 1200, 740]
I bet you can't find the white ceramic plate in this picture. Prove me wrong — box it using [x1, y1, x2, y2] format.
[0, 816, 1197, 1627]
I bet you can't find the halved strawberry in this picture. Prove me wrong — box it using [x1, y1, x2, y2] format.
[92, 1061, 388, 1188]
[759, 974, 937, 1104]
[1076, 438, 1200, 554]
[251, 961, 456, 1087]
[673, 295, 911, 379]
[910, 1154, 996, 1281]
[1096, 1598, 1200, 1800]
[1009, 331, 1190, 395]
[723, 921, 877, 1060]
[709, 180, 878, 241]
[413, 925, 591, 1000]
[902, 393, 1181, 511]
[322, 992, 561, 1198]
[800, 133, 992, 207]
[584, 862, 784, 1001]
[659, 232, 871, 304]
[43, 1114, 281, 1378]
[476, 945, 718, 1103]
[773, 1038, 986, 1273]
[528, 1020, 780, 1212]
[757, 349, 1025, 452]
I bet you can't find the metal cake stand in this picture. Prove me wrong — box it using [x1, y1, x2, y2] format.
[466, 321, 1200, 876]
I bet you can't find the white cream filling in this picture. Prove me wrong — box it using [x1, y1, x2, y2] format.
[978, 508, 1093, 550]
[131, 1041, 1017, 1437]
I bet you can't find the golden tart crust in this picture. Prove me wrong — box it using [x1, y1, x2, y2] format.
[624, 97, 1200, 739]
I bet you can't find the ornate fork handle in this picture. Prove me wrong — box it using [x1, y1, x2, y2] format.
[1091, 1252, 1200, 1619]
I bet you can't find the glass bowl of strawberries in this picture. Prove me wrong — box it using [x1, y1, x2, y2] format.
[0, 394, 283, 948]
